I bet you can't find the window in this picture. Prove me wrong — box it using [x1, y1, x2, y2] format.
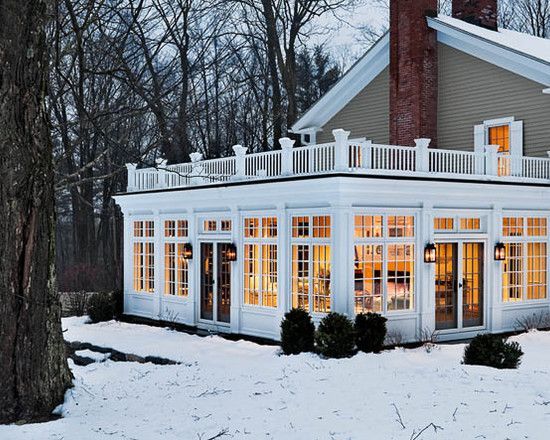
[133, 220, 155, 293]
[164, 220, 189, 297]
[203, 219, 232, 233]
[434, 216, 484, 233]
[243, 217, 278, 307]
[434, 217, 454, 231]
[488, 125, 510, 155]
[460, 218, 481, 231]
[502, 217, 548, 302]
[291, 215, 331, 313]
[354, 214, 415, 313]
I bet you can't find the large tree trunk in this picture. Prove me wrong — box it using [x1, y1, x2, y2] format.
[0, 0, 72, 424]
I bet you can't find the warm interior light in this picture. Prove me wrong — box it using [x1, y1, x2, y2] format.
[226, 243, 238, 262]
[424, 243, 437, 263]
[494, 242, 506, 261]
[182, 243, 193, 260]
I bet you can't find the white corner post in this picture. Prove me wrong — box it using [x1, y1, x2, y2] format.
[484, 145, 500, 177]
[125, 163, 137, 192]
[333, 129, 351, 172]
[361, 140, 373, 170]
[232, 145, 248, 181]
[279, 137, 295, 176]
[189, 152, 204, 186]
[155, 158, 168, 189]
[414, 138, 431, 172]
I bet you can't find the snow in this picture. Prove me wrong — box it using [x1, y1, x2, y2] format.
[75, 349, 111, 363]
[2, 317, 550, 439]
[434, 15, 550, 64]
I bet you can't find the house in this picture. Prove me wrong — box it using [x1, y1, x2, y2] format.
[113, 0, 550, 343]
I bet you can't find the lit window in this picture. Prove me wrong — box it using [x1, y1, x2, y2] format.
[243, 217, 278, 307]
[177, 220, 188, 237]
[434, 217, 454, 231]
[460, 218, 481, 231]
[291, 215, 331, 313]
[353, 214, 415, 313]
[502, 216, 548, 302]
[355, 216, 383, 238]
[489, 125, 511, 176]
[221, 220, 232, 231]
[204, 220, 217, 232]
[388, 216, 414, 238]
[133, 221, 155, 293]
[163, 220, 189, 297]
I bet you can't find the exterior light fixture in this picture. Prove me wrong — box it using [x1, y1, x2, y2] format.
[225, 243, 238, 262]
[494, 243, 506, 261]
[424, 243, 437, 263]
[182, 243, 193, 260]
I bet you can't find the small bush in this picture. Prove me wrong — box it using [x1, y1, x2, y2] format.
[88, 292, 116, 323]
[355, 313, 388, 353]
[67, 291, 90, 317]
[280, 308, 315, 355]
[315, 313, 355, 359]
[463, 334, 523, 369]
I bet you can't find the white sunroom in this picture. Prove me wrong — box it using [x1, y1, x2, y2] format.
[114, 130, 550, 342]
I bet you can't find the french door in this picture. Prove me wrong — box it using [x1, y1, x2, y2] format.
[435, 241, 484, 331]
[200, 242, 231, 324]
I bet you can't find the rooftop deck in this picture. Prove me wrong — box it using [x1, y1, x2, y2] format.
[125, 129, 550, 193]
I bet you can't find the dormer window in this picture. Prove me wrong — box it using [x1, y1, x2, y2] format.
[488, 125, 510, 155]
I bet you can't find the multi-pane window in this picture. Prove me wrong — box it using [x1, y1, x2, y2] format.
[133, 220, 155, 293]
[489, 124, 511, 176]
[291, 215, 331, 313]
[243, 217, 278, 307]
[354, 214, 415, 314]
[164, 220, 189, 297]
[434, 217, 454, 231]
[502, 217, 548, 302]
[434, 216, 482, 232]
[460, 218, 481, 231]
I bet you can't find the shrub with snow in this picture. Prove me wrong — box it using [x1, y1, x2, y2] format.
[463, 334, 523, 369]
[280, 308, 315, 355]
[355, 312, 387, 353]
[315, 313, 355, 359]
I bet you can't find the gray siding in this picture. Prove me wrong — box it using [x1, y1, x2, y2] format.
[317, 67, 389, 144]
[438, 43, 550, 156]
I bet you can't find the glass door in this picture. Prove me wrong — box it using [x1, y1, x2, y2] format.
[200, 242, 231, 324]
[435, 242, 484, 331]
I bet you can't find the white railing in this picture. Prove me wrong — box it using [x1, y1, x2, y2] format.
[125, 130, 550, 192]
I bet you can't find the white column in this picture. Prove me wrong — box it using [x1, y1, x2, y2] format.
[489, 206, 503, 332]
[279, 137, 295, 176]
[415, 138, 431, 172]
[230, 207, 241, 334]
[419, 203, 435, 338]
[361, 140, 372, 170]
[189, 152, 204, 185]
[125, 163, 137, 192]
[484, 145, 500, 177]
[153, 211, 162, 319]
[232, 145, 247, 181]
[276, 204, 288, 337]
[331, 203, 351, 315]
[155, 158, 167, 189]
[333, 129, 351, 172]
[123, 216, 133, 313]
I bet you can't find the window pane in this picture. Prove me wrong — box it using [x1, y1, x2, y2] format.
[527, 242, 547, 300]
[355, 215, 383, 238]
[144, 221, 155, 237]
[312, 216, 331, 238]
[460, 218, 481, 231]
[503, 217, 523, 237]
[244, 218, 260, 238]
[221, 220, 232, 231]
[262, 217, 278, 238]
[527, 218, 547, 237]
[177, 220, 188, 237]
[388, 216, 414, 238]
[292, 245, 309, 309]
[204, 220, 217, 232]
[176, 244, 189, 296]
[503, 243, 523, 301]
[134, 221, 143, 237]
[488, 125, 510, 154]
[312, 245, 331, 312]
[434, 217, 454, 231]
[262, 244, 278, 307]
[292, 216, 309, 238]
[354, 245, 383, 313]
[386, 244, 414, 311]
[244, 244, 260, 305]
[145, 242, 155, 292]
[133, 242, 144, 291]
[164, 243, 176, 295]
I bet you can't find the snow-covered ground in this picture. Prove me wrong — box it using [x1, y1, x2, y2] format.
[2, 318, 550, 439]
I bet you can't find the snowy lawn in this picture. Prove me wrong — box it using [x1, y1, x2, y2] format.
[2, 318, 550, 439]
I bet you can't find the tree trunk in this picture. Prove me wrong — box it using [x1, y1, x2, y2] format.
[0, 0, 72, 424]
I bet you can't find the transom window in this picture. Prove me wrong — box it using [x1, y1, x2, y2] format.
[202, 219, 232, 233]
[133, 220, 154, 293]
[291, 215, 331, 313]
[502, 216, 548, 302]
[434, 216, 483, 233]
[243, 216, 278, 307]
[354, 214, 415, 314]
[164, 220, 189, 297]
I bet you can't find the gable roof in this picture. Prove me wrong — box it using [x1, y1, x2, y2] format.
[292, 15, 550, 134]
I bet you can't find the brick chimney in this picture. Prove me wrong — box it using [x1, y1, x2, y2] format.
[390, 0, 438, 147]
[452, 0, 498, 31]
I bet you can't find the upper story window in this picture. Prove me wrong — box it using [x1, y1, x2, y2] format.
[488, 125, 510, 155]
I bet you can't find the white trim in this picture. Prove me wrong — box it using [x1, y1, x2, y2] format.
[474, 116, 524, 158]
[291, 33, 389, 133]
[544, 88, 550, 94]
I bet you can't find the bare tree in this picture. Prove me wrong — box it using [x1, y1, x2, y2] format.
[0, 0, 72, 423]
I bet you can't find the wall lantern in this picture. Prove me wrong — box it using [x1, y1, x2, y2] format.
[225, 243, 238, 262]
[494, 242, 506, 261]
[424, 243, 437, 264]
[182, 243, 193, 260]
